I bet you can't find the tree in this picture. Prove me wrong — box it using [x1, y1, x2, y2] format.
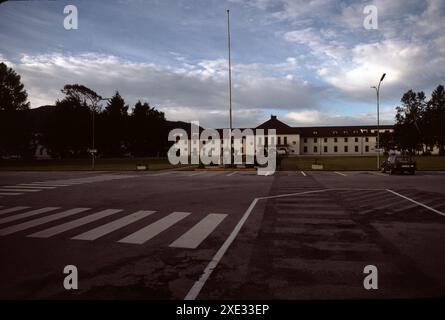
[98, 91, 129, 156]
[426, 85, 445, 154]
[0, 62, 29, 111]
[0, 62, 32, 158]
[129, 100, 167, 156]
[394, 90, 426, 153]
[45, 84, 102, 158]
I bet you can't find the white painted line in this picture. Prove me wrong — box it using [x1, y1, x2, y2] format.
[188, 172, 203, 176]
[0, 192, 22, 196]
[226, 171, 237, 177]
[28, 209, 122, 238]
[170, 213, 227, 249]
[0, 188, 40, 192]
[301, 171, 307, 177]
[386, 189, 445, 217]
[371, 172, 386, 176]
[151, 172, 173, 176]
[0, 207, 60, 225]
[72, 210, 155, 241]
[24, 183, 68, 186]
[118, 211, 190, 245]
[0, 208, 90, 236]
[334, 171, 347, 176]
[9, 185, 56, 189]
[0, 206, 30, 216]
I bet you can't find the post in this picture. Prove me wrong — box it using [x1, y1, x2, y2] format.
[226, 9, 234, 166]
[92, 106, 95, 170]
[376, 87, 380, 169]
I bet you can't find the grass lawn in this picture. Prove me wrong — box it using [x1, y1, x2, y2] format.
[280, 156, 445, 171]
[0, 157, 190, 171]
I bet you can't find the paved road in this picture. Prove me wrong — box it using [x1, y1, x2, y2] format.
[0, 170, 444, 299]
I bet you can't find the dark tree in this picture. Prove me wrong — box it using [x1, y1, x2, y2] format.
[0, 62, 29, 111]
[394, 90, 426, 153]
[129, 100, 167, 156]
[0, 62, 32, 158]
[98, 91, 129, 156]
[426, 85, 445, 154]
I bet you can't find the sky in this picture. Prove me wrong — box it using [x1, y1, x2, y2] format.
[0, 0, 444, 128]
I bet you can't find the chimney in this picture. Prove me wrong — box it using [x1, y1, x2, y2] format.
[271, 115, 277, 120]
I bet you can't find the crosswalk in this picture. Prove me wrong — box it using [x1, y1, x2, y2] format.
[0, 206, 227, 249]
[0, 174, 136, 197]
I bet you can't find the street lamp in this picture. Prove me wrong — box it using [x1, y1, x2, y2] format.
[90, 97, 111, 169]
[371, 73, 386, 169]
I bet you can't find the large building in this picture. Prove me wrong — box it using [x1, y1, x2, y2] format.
[214, 115, 394, 156]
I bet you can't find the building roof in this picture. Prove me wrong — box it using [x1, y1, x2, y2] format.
[295, 125, 394, 137]
[255, 115, 297, 134]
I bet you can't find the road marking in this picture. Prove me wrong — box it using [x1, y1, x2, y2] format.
[188, 172, 203, 176]
[371, 171, 386, 176]
[0, 207, 60, 225]
[118, 211, 190, 245]
[386, 189, 445, 217]
[0, 208, 90, 236]
[0, 188, 41, 192]
[72, 210, 155, 241]
[25, 183, 70, 187]
[0, 206, 30, 216]
[300, 171, 306, 176]
[226, 171, 237, 177]
[151, 172, 173, 176]
[0, 192, 22, 196]
[27, 209, 122, 238]
[8, 185, 56, 189]
[334, 171, 347, 176]
[170, 213, 227, 249]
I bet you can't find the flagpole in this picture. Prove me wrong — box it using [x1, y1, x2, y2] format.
[227, 9, 233, 165]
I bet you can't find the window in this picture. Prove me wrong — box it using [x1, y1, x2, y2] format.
[334, 146, 338, 152]
[344, 137, 348, 142]
[277, 136, 281, 145]
[284, 136, 288, 144]
[303, 138, 307, 143]
[334, 138, 338, 143]
[314, 146, 318, 153]
[304, 146, 308, 153]
[365, 137, 369, 142]
[365, 146, 369, 152]
[324, 146, 328, 153]
[355, 146, 359, 152]
[324, 138, 327, 143]
[313, 131, 318, 135]
[355, 137, 358, 142]
[344, 146, 348, 152]
[314, 138, 318, 143]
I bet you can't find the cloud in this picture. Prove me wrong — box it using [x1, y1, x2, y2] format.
[8, 52, 326, 127]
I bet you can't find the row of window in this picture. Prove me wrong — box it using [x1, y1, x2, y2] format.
[303, 145, 371, 153]
[303, 137, 371, 143]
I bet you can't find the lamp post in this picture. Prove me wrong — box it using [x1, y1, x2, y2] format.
[371, 73, 386, 169]
[226, 9, 233, 166]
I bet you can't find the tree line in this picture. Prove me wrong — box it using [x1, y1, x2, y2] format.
[1, 61, 445, 158]
[0, 62, 172, 159]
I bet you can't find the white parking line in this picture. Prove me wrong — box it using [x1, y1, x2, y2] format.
[118, 211, 190, 245]
[300, 171, 307, 177]
[371, 172, 386, 176]
[8, 185, 56, 189]
[151, 172, 173, 176]
[226, 171, 237, 177]
[334, 171, 347, 176]
[188, 172, 203, 177]
[0, 206, 30, 216]
[170, 213, 227, 249]
[0, 208, 90, 236]
[386, 189, 445, 217]
[0, 188, 41, 192]
[28, 209, 122, 238]
[72, 210, 155, 241]
[0, 207, 60, 225]
[0, 192, 22, 196]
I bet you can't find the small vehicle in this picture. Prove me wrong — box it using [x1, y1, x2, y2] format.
[381, 155, 416, 175]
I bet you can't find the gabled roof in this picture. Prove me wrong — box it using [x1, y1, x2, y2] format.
[255, 115, 298, 134]
[296, 125, 394, 137]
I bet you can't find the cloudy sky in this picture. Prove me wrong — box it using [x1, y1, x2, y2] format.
[0, 0, 444, 128]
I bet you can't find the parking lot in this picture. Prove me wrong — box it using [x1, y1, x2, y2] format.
[0, 169, 444, 299]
